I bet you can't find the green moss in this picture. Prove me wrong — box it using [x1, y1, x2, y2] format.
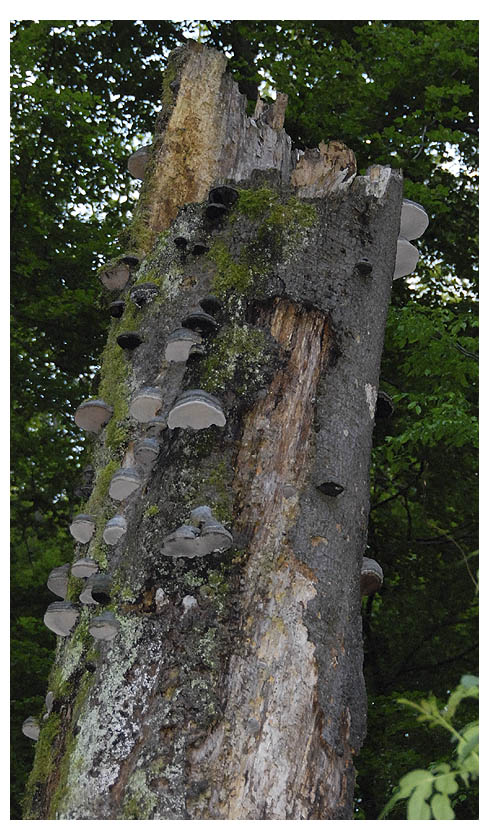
[235, 186, 279, 220]
[84, 459, 119, 572]
[111, 568, 138, 604]
[144, 504, 160, 519]
[208, 240, 255, 297]
[66, 575, 83, 603]
[199, 324, 266, 395]
[22, 713, 61, 816]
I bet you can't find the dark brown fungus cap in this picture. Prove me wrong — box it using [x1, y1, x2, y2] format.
[192, 242, 209, 256]
[130, 283, 159, 307]
[205, 202, 228, 221]
[117, 332, 143, 351]
[120, 253, 141, 267]
[91, 574, 113, 606]
[356, 258, 373, 275]
[208, 185, 239, 207]
[108, 300, 125, 319]
[360, 557, 384, 596]
[174, 236, 188, 249]
[317, 481, 345, 497]
[181, 309, 218, 336]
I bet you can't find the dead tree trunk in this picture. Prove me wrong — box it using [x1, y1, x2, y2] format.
[24, 42, 404, 820]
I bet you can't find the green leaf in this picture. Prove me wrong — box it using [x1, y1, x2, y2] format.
[434, 773, 459, 794]
[407, 790, 432, 819]
[398, 769, 435, 795]
[430, 793, 455, 820]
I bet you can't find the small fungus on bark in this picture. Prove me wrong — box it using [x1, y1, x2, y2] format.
[162, 525, 201, 558]
[360, 557, 384, 596]
[127, 145, 151, 180]
[393, 237, 419, 280]
[129, 387, 164, 423]
[199, 519, 233, 555]
[22, 717, 40, 741]
[165, 327, 203, 363]
[108, 300, 125, 319]
[74, 399, 113, 433]
[103, 514, 127, 546]
[109, 467, 142, 501]
[71, 556, 98, 578]
[134, 436, 160, 467]
[174, 236, 188, 250]
[88, 611, 120, 641]
[400, 199, 429, 241]
[205, 202, 228, 221]
[167, 390, 226, 430]
[192, 242, 209, 256]
[317, 481, 345, 497]
[90, 574, 113, 605]
[356, 259, 373, 276]
[145, 413, 167, 436]
[100, 264, 130, 292]
[47, 564, 70, 599]
[117, 332, 144, 351]
[130, 283, 159, 307]
[120, 253, 141, 268]
[181, 309, 219, 336]
[69, 514, 96, 544]
[43, 602, 79, 636]
[189, 505, 214, 527]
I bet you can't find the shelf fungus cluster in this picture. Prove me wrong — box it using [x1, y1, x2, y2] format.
[393, 198, 429, 280]
[168, 390, 226, 430]
[163, 506, 233, 558]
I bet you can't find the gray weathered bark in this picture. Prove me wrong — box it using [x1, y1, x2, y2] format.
[24, 41, 402, 820]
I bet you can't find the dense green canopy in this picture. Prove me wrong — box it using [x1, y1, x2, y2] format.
[10, 19, 478, 819]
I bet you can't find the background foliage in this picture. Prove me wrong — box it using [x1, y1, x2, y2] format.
[10, 19, 478, 818]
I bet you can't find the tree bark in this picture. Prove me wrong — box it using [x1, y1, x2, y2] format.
[24, 41, 403, 820]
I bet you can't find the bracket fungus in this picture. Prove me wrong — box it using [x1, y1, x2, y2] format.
[130, 282, 159, 307]
[89, 611, 120, 641]
[165, 327, 203, 363]
[199, 519, 233, 555]
[134, 436, 160, 467]
[181, 308, 219, 336]
[393, 237, 419, 280]
[162, 525, 201, 558]
[108, 300, 125, 319]
[189, 505, 214, 527]
[103, 514, 127, 546]
[100, 263, 130, 292]
[127, 145, 151, 180]
[74, 399, 113, 433]
[117, 332, 144, 351]
[400, 198, 429, 241]
[108, 467, 142, 501]
[174, 236, 188, 250]
[79, 579, 98, 605]
[47, 564, 70, 599]
[129, 387, 164, 423]
[208, 185, 239, 208]
[360, 557, 384, 596]
[71, 556, 98, 578]
[164, 507, 233, 557]
[90, 574, 113, 605]
[120, 253, 141, 268]
[43, 691, 54, 720]
[375, 391, 394, 422]
[317, 480, 345, 497]
[69, 514, 96, 544]
[192, 242, 209, 256]
[146, 413, 167, 436]
[167, 390, 226, 430]
[356, 258, 373, 276]
[22, 717, 40, 741]
[44, 602, 79, 636]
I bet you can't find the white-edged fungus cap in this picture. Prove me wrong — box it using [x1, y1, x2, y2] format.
[103, 514, 127, 546]
[361, 557, 384, 596]
[134, 437, 160, 467]
[199, 520, 233, 555]
[100, 263, 130, 291]
[127, 145, 151, 180]
[79, 578, 98, 605]
[47, 564, 70, 599]
[162, 525, 201, 557]
[393, 237, 419, 280]
[74, 399, 113, 433]
[69, 514, 96, 544]
[71, 556, 98, 578]
[109, 467, 142, 501]
[43, 601, 79, 636]
[400, 199, 429, 241]
[89, 611, 120, 641]
[129, 387, 164, 423]
[165, 328, 203, 363]
[22, 717, 40, 741]
[167, 390, 226, 430]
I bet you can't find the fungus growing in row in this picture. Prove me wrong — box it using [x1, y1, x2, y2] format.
[199, 295, 222, 316]
[134, 437, 160, 467]
[108, 300, 125, 319]
[43, 602, 79, 636]
[74, 399, 113, 433]
[199, 519, 233, 555]
[99, 263, 130, 291]
[69, 514, 96, 544]
[393, 237, 419, 280]
[162, 525, 201, 558]
[79, 579, 97, 605]
[205, 201, 228, 221]
[316, 480, 345, 497]
[103, 514, 127, 546]
[22, 717, 40, 741]
[129, 387, 164, 423]
[71, 556, 98, 578]
[88, 611, 120, 641]
[117, 332, 144, 351]
[360, 557, 384, 596]
[146, 413, 167, 436]
[400, 199, 429, 241]
[165, 327, 203, 363]
[167, 390, 226, 430]
[181, 308, 219, 336]
[375, 391, 394, 422]
[130, 282, 159, 307]
[108, 467, 142, 501]
[356, 258, 373, 276]
[127, 145, 151, 180]
[192, 242, 209, 256]
[47, 564, 70, 599]
[90, 574, 113, 605]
